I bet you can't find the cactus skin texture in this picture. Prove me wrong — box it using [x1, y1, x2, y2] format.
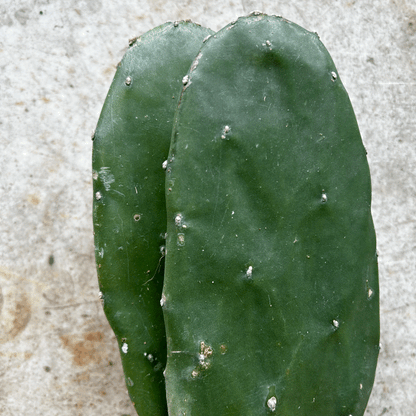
[163, 14, 379, 416]
[92, 21, 213, 416]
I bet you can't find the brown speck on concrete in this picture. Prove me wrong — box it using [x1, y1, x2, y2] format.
[27, 194, 40, 205]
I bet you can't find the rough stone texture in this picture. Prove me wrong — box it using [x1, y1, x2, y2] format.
[0, 0, 414, 415]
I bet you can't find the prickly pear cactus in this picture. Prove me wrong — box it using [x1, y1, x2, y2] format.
[162, 13, 379, 416]
[92, 21, 213, 416]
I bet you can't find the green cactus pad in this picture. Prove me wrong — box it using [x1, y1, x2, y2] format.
[92, 21, 213, 415]
[163, 14, 379, 415]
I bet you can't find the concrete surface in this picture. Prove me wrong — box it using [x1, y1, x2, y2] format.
[0, 0, 415, 415]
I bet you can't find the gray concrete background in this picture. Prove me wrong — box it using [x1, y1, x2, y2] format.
[0, 0, 415, 415]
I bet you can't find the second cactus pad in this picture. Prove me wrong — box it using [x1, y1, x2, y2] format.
[93, 21, 213, 416]
[163, 14, 379, 415]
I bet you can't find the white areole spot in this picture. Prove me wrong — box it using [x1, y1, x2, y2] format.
[146, 353, 154, 362]
[177, 233, 185, 246]
[182, 75, 189, 85]
[122, 343, 128, 354]
[125, 76, 132, 86]
[331, 71, 337, 81]
[267, 396, 277, 412]
[221, 125, 231, 139]
[321, 192, 328, 203]
[246, 266, 253, 278]
[175, 214, 182, 226]
[162, 160, 168, 170]
[160, 294, 166, 307]
[333, 319, 340, 328]
[95, 191, 102, 200]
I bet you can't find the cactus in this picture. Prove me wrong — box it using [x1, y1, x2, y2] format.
[92, 21, 213, 416]
[93, 13, 378, 416]
[162, 13, 379, 416]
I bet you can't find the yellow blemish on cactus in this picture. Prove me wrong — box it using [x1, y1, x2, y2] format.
[193, 341, 213, 373]
[200, 342, 213, 358]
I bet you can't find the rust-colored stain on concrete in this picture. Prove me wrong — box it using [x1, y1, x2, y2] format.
[0, 283, 32, 344]
[12, 295, 31, 335]
[60, 331, 105, 366]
